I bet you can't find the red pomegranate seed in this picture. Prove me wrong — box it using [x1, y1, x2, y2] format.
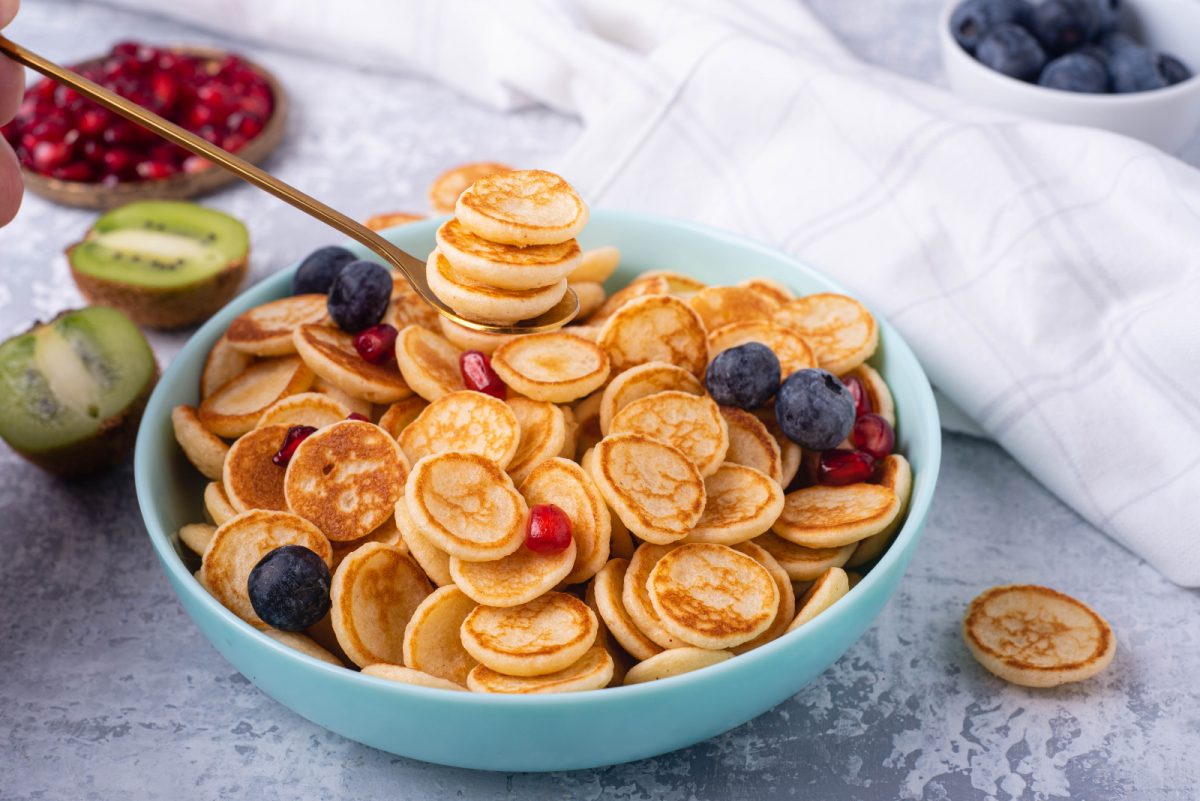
[273, 425, 318, 467]
[460, 350, 506, 399]
[52, 162, 94, 182]
[111, 41, 142, 58]
[352, 324, 399, 364]
[183, 155, 213, 174]
[135, 159, 176, 180]
[77, 107, 110, 137]
[220, 133, 248, 152]
[31, 140, 73, 172]
[228, 111, 264, 139]
[102, 148, 137, 177]
[525, 504, 573, 554]
[149, 72, 180, 109]
[842, 375, 872, 417]
[346, 413, 370, 423]
[851, 413, 894, 461]
[817, 449, 876, 486]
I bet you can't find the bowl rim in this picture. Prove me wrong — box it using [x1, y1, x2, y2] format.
[938, 0, 1200, 105]
[134, 209, 942, 708]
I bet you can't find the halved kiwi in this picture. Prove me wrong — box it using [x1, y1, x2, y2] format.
[0, 307, 158, 477]
[68, 200, 249, 329]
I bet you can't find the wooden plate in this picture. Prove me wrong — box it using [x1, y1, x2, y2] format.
[21, 46, 288, 210]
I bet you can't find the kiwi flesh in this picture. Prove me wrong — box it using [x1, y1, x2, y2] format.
[0, 307, 159, 477]
[68, 200, 250, 329]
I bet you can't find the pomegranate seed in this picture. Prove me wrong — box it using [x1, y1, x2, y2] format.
[273, 425, 318, 467]
[77, 107, 110, 137]
[352, 324, 399, 364]
[842, 375, 872, 417]
[817, 450, 876, 486]
[220, 133, 248, 152]
[185, 103, 216, 129]
[135, 159, 177, 180]
[227, 111, 264, 139]
[851, 413, 894, 461]
[111, 41, 142, 58]
[525, 504, 573, 554]
[102, 148, 137, 177]
[31, 140, 73, 172]
[33, 79, 56, 103]
[460, 350, 506, 399]
[51, 162, 94, 182]
[183, 155, 213, 174]
[149, 72, 180, 109]
[346, 413, 370, 423]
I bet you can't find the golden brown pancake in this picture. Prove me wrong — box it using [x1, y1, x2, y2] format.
[376, 396, 429, 439]
[506, 397, 567, 485]
[460, 592, 598, 677]
[255, 391, 351, 430]
[436, 217, 580, 290]
[774, 293, 878, 376]
[608, 390, 729, 478]
[683, 464, 784, 546]
[719, 406, 783, 485]
[687, 285, 775, 332]
[330, 542, 431, 667]
[598, 295, 708, 378]
[365, 211, 424, 231]
[198, 356, 315, 438]
[395, 325, 466, 402]
[519, 456, 611, 585]
[225, 294, 329, 356]
[223, 423, 292, 514]
[398, 391, 520, 468]
[293, 323, 412, 404]
[588, 433, 705, 545]
[455, 169, 588, 246]
[786, 566, 849, 632]
[585, 274, 671, 325]
[772, 484, 900, 548]
[708, 321, 817, 382]
[467, 646, 613, 694]
[623, 647, 732, 685]
[598, 361, 704, 436]
[402, 584, 479, 685]
[590, 558, 662, 661]
[428, 161, 512, 214]
[753, 531, 857, 581]
[172, 404, 228, 481]
[426, 250, 568, 325]
[490, 332, 611, 404]
[201, 334, 255, 398]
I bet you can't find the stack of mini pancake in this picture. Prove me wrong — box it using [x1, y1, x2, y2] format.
[427, 169, 589, 325]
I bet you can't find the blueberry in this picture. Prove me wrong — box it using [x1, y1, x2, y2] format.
[1109, 45, 1168, 92]
[293, 246, 356, 295]
[1097, 31, 1138, 55]
[1157, 53, 1192, 85]
[1093, 0, 1122, 33]
[1031, 0, 1100, 55]
[247, 545, 332, 631]
[327, 260, 392, 333]
[1039, 53, 1109, 92]
[1074, 43, 1112, 68]
[950, 0, 1033, 53]
[774, 369, 856, 451]
[976, 24, 1047, 81]
[705, 343, 781, 410]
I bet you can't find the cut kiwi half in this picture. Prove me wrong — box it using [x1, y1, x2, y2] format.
[0, 307, 158, 477]
[68, 200, 250, 329]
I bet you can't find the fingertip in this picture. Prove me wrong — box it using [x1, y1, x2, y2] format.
[0, 0, 19, 30]
[0, 137, 24, 226]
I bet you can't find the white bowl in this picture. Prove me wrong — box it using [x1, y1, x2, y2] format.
[939, 0, 1200, 151]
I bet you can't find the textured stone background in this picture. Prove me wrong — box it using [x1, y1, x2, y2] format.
[1, 2, 1198, 800]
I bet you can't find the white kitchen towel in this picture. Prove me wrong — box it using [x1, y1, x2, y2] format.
[99, 0, 1200, 586]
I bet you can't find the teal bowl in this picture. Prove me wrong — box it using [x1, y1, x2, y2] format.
[134, 210, 941, 771]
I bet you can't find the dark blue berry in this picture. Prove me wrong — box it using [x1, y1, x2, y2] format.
[950, 0, 1033, 53]
[976, 24, 1047, 80]
[327, 260, 392, 333]
[293, 246, 356, 295]
[1074, 43, 1112, 68]
[1039, 53, 1109, 92]
[774, 369, 856, 451]
[1031, 0, 1099, 55]
[1097, 31, 1138, 55]
[247, 545, 332, 632]
[1157, 53, 1192, 86]
[1093, 0, 1122, 34]
[1109, 45, 1168, 92]
[705, 343, 781, 411]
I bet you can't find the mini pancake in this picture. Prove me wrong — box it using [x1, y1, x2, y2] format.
[720, 406, 783, 485]
[708, 321, 817, 382]
[377, 396, 429, 439]
[223, 423, 292, 513]
[624, 647, 733, 686]
[843, 362, 895, 427]
[570, 282, 606, 319]
[329, 514, 407, 571]
[585, 275, 671, 325]
[598, 294, 708, 378]
[774, 293, 878, 376]
[426, 250, 568, 325]
[572, 391, 604, 460]
[385, 274, 441, 332]
[588, 433, 705, 544]
[405, 451, 527, 561]
[738, 277, 794, 309]
[293, 323, 412, 404]
[491, 332, 610, 404]
[264, 630, 344, 667]
[394, 325, 466, 402]
[305, 612, 353, 665]
[753, 531, 857, 581]
[455, 169, 588, 246]
[312, 375, 373, 419]
[569, 246, 620, 284]
[773, 484, 900, 548]
[178, 522, 215, 556]
[848, 454, 912, 568]
[362, 664, 465, 691]
[598, 361, 704, 436]
[622, 543, 687, 649]
[787, 567, 849, 632]
[202, 510, 332, 626]
[731, 541, 796, 653]
[756, 411, 802, 487]
[364, 210, 424, 231]
[461, 592, 598, 677]
[506, 397, 566, 485]
[256, 391, 351, 429]
[684, 464, 784, 545]
[198, 356, 315, 438]
[648, 543, 778, 649]
[608, 513, 635, 560]
[201, 334, 254, 398]
[559, 405, 580, 460]
[520, 457, 611, 585]
[436, 217, 580, 290]
[172, 404, 229, 481]
[687, 286, 775, 332]
[428, 161, 512, 214]
[204, 482, 236, 526]
[963, 585, 1115, 688]
[450, 537, 576, 607]
[437, 315, 517, 355]
[584, 581, 632, 687]
[398, 391, 520, 468]
[395, 499, 453, 586]
[467, 646, 613, 694]
[608, 391, 729, 477]
[284, 420, 408, 541]
[330, 542, 432, 667]
[225, 294, 329, 356]
[591, 558, 663, 660]
[402, 584, 479, 685]
[638, 270, 708, 298]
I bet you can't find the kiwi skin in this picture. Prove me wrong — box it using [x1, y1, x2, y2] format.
[67, 250, 247, 330]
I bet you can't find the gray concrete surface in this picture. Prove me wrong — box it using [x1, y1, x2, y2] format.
[1, 1, 1198, 799]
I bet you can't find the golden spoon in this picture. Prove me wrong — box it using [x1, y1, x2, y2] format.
[0, 35, 578, 334]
